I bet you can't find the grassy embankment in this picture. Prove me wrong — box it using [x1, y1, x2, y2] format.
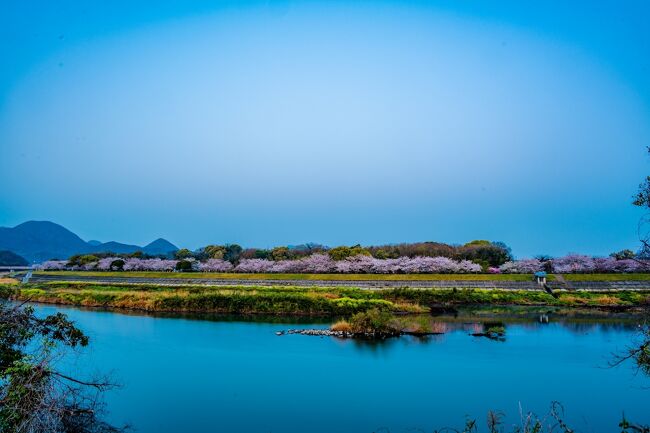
[32, 271, 550, 281]
[562, 273, 650, 281]
[10, 282, 650, 315]
[34, 271, 650, 281]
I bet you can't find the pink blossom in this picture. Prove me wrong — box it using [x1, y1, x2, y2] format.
[235, 259, 274, 273]
[39, 260, 68, 271]
[199, 259, 234, 272]
[499, 259, 543, 274]
[551, 255, 596, 273]
[123, 258, 177, 271]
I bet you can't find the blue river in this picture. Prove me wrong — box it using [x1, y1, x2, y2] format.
[38, 305, 650, 433]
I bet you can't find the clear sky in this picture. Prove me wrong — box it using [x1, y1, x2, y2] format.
[1, 0, 649, 257]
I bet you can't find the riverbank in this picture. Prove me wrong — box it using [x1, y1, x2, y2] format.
[32, 270, 546, 281]
[10, 282, 650, 315]
[30, 270, 650, 282]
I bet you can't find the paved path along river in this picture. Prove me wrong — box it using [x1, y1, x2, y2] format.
[24, 273, 650, 290]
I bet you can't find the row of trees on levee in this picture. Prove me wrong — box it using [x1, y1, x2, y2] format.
[38, 240, 647, 274]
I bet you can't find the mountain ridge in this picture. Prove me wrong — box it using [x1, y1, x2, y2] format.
[0, 221, 178, 263]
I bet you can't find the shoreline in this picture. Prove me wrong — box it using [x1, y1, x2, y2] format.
[11, 282, 650, 316]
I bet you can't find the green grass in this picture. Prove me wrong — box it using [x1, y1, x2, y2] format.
[13, 282, 650, 315]
[33, 270, 547, 281]
[562, 273, 650, 281]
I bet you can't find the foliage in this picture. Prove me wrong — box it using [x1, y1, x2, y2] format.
[634, 147, 650, 259]
[67, 255, 100, 267]
[456, 241, 513, 267]
[633, 174, 650, 210]
[327, 245, 371, 261]
[366, 241, 513, 266]
[173, 248, 193, 260]
[464, 240, 492, 247]
[270, 247, 292, 261]
[205, 245, 226, 259]
[367, 242, 455, 259]
[330, 320, 352, 333]
[19, 282, 650, 316]
[175, 260, 193, 272]
[223, 244, 243, 264]
[611, 249, 636, 260]
[612, 321, 650, 377]
[346, 308, 401, 335]
[109, 259, 124, 271]
[434, 402, 582, 433]
[0, 291, 120, 432]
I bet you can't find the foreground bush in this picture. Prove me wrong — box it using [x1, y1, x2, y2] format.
[0, 291, 121, 433]
[346, 308, 401, 335]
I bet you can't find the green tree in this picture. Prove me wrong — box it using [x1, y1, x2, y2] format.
[110, 259, 125, 271]
[610, 249, 635, 260]
[328, 245, 371, 261]
[174, 248, 193, 260]
[0, 289, 121, 432]
[634, 149, 650, 256]
[175, 260, 193, 272]
[203, 245, 226, 260]
[464, 240, 491, 247]
[223, 244, 243, 264]
[270, 246, 292, 261]
[253, 249, 271, 259]
[68, 254, 99, 267]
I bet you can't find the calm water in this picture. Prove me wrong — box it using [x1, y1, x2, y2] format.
[37, 305, 650, 433]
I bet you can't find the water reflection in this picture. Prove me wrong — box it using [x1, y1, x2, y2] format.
[29, 303, 650, 433]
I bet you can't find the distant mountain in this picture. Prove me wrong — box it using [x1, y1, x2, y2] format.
[0, 250, 28, 266]
[143, 238, 179, 255]
[0, 221, 91, 263]
[0, 221, 178, 263]
[92, 241, 143, 254]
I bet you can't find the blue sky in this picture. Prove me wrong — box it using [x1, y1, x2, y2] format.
[1, 0, 649, 257]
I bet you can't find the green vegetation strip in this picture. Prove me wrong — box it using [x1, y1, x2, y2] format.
[33, 271, 549, 281]
[562, 273, 650, 281]
[11, 282, 650, 315]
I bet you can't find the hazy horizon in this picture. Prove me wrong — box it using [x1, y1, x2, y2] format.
[2, 1, 649, 257]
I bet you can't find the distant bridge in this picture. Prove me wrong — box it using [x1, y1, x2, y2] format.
[0, 266, 34, 283]
[0, 266, 34, 271]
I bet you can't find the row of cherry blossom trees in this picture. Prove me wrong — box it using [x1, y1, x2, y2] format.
[38, 253, 648, 273]
[497, 255, 647, 273]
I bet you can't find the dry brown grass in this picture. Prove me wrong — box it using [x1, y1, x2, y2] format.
[393, 301, 428, 313]
[558, 295, 588, 305]
[594, 295, 621, 306]
[0, 278, 17, 285]
[330, 320, 352, 332]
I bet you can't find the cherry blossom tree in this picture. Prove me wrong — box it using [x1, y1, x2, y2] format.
[198, 259, 234, 272]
